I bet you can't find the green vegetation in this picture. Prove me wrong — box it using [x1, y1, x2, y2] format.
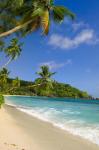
[0, 68, 10, 91]
[34, 66, 56, 96]
[0, 38, 22, 69]
[12, 77, 20, 88]
[0, 0, 75, 40]
[0, 66, 91, 99]
[0, 95, 4, 108]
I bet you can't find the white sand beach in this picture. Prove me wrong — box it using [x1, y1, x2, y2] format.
[0, 105, 99, 150]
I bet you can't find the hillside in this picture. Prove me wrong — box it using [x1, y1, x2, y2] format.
[1, 78, 91, 99]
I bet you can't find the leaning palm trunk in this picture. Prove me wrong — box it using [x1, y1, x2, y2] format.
[28, 83, 43, 88]
[1, 57, 12, 69]
[0, 20, 33, 38]
[28, 81, 53, 88]
[7, 86, 17, 92]
[7, 83, 44, 93]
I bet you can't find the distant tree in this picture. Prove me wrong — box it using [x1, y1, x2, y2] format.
[36, 65, 56, 84]
[12, 77, 20, 88]
[35, 65, 56, 96]
[0, 95, 4, 108]
[79, 91, 89, 99]
[0, 68, 10, 90]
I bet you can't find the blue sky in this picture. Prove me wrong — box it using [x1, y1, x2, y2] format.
[1, 0, 99, 97]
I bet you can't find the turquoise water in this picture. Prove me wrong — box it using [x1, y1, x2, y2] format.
[5, 96, 99, 145]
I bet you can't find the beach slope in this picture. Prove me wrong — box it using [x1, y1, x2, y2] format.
[0, 105, 99, 150]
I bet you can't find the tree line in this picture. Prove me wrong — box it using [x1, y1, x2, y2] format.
[0, 66, 91, 99]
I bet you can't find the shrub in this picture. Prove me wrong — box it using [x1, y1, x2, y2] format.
[0, 95, 4, 108]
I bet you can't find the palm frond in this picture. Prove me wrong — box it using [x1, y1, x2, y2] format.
[0, 14, 19, 27]
[41, 9, 49, 35]
[53, 6, 75, 23]
[31, 7, 44, 18]
[7, 0, 24, 8]
[0, 0, 75, 38]
[4, 38, 22, 60]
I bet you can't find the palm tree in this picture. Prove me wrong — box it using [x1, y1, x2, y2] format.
[34, 65, 56, 96]
[6, 77, 20, 93]
[12, 77, 20, 88]
[1, 38, 22, 68]
[0, 0, 75, 38]
[36, 65, 56, 87]
[0, 68, 10, 89]
[37, 65, 55, 80]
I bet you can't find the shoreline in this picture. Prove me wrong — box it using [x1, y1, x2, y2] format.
[4, 94, 97, 100]
[0, 104, 99, 150]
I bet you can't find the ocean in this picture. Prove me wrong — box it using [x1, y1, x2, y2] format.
[5, 96, 99, 146]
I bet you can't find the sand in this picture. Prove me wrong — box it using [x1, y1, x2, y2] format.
[0, 104, 99, 150]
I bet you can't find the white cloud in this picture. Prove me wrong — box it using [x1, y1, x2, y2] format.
[48, 29, 99, 50]
[40, 59, 72, 70]
[72, 22, 89, 31]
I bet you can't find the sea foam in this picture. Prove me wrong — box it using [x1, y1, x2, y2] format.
[17, 106, 99, 146]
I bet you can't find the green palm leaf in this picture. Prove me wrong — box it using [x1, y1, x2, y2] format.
[53, 6, 75, 23]
[4, 38, 22, 60]
[7, 0, 24, 8]
[41, 10, 50, 35]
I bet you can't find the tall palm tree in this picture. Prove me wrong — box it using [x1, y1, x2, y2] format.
[34, 65, 56, 96]
[1, 38, 22, 68]
[37, 65, 55, 80]
[0, 68, 9, 88]
[36, 65, 56, 87]
[0, 0, 75, 38]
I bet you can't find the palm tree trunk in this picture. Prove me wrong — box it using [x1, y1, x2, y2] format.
[28, 83, 42, 88]
[1, 57, 12, 69]
[0, 20, 33, 38]
[7, 86, 17, 92]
